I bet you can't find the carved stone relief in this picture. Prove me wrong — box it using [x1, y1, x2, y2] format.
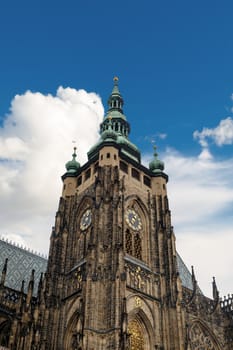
[189, 323, 219, 350]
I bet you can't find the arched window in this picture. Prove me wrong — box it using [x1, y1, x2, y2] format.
[125, 229, 142, 260]
[134, 233, 142, 260]
[126, 229, 133, 255]
[0, 321, 11, 347]
[128, 319, 144, 350]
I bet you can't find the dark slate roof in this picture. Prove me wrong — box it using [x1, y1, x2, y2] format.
[176, 252, 193, 290]
[0, 238, 47, 295]
[0, 238, 195, 294]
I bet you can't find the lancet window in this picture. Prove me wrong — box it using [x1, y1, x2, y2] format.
[125, 229, 142, 260]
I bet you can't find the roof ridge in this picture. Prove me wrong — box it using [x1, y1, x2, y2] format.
[0, 235, 48, 260]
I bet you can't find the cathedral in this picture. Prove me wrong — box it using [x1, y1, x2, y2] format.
[0, 78, 232, 349]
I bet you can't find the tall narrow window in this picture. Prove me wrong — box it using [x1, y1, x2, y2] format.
[131, 168, 140, 181]
[134, 233, 142, 260]
[85, 168, 91, 181]
[120, 161, 128, 174]
[125, 230, 142, 260]
[126, 229, 133, 255]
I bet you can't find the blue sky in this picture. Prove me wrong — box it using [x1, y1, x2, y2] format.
[0, 0, 233, 297]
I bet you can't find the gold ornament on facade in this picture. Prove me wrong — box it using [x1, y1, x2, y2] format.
[128, 319, 144, 350]
[134, 296, 142, 307]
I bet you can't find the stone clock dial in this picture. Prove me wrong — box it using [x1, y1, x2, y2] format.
[125, 208, 142, 231]
[80, 209, 92, 231]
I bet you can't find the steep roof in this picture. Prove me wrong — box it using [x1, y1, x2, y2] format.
[0, 238, 47, 295]
[176, 252, 194, 290]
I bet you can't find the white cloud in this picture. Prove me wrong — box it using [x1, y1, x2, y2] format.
[164, 149, 233, 224]
[143, 147, 233, 297]
[0, 87, 104, 254]
[194, 117, 233, 147]
[163, 149, 233, 297]
[144, 132, 167, 144]
[157, 133, 167, 140]
[177, 226, 233, 298]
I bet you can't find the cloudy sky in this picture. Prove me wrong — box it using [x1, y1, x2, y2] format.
[0, 0, 233, 298]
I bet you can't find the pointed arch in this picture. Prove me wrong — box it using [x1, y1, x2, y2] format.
[189, 321, 222, 350]
[124, 196, 150, 264]
[75, 195, 94, 220]
[128, 319, 144, 350]
[127, 308, 154, 350]
[126, 293, 155, 349]
[64, 299, 84, 350]
[73, 195, 94, 263]
[125, 194, 149, 217]
[0, 320, 11, 347]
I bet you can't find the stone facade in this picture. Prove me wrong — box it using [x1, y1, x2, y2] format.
[0, 79, 232, 349]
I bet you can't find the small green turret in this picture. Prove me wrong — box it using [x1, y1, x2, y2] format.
[65, 147, 80, 174]
[149, 145, 164, 173]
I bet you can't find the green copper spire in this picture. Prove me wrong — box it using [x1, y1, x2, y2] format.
[107, 76, 124, 113]
[149, 145, 164, 173]
[101, 77, 129, 137]
[65, 147, 80, 174]
[88, 78, 141, 163]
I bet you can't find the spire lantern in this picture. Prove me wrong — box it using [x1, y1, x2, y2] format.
[88, 78, 141, 163]
[107, 76, 124, 113]
[101, 117, 117, 141]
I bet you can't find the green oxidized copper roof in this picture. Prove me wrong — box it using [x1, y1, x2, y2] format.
[65, 147, 80, 174]
[88, 77, 141, 163]
[149, 145, 165, 173]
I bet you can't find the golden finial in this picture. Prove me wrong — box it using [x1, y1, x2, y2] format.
[113, 76, 119, 82]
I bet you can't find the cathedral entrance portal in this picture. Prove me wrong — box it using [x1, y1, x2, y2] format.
[128, 319, 145, 350]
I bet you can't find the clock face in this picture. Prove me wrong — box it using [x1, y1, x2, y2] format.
[80, 209, 92, 231]
[125, 209, 142, 231]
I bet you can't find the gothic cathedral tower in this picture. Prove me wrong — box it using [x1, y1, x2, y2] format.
[41, 78, 185, 349]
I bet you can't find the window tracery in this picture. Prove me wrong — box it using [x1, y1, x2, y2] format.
[126, 229, 133, 255]
[134, 233, 142, 260]
[190, 323, 218, 350]
[125, 229, 142, 260]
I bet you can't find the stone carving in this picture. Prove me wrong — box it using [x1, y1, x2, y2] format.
[66, 264, 85, 297]
[189, 323, 218, 350]
[125, 261, 157, 297]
